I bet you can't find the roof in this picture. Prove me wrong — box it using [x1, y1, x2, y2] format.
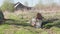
[14, 2, 32, 10]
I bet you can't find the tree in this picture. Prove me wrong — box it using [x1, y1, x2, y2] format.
[24, 1, 28, 6]
[1, 0, 14, 12]
[34, 0, 44, 9]
[35, 0, 55, 8]
[47, 0, 54, 5]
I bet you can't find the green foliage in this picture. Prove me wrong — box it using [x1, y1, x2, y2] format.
[43, 19, 60, 29]
[44, 23, 53, 28]
[1, 0, 14, 12]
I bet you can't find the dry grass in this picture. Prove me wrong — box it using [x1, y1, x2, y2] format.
[0, 10, 60, 34]
[3, 10, 60, 20]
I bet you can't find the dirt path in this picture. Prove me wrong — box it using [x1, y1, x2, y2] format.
[43, 29, 56, 34]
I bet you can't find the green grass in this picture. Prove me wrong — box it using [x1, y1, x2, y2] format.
[0, 23, 60, 34]
[51, 27, 60, 34]
[0, 24, 46, 34]
[2, 11, 60, 34]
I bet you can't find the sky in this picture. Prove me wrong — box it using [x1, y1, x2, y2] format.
[14, 0, 38, 7]
[0, 0, 60, 7]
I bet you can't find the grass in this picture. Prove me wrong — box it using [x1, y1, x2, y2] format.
[51, 27, 60, 34]
[2, 10, 60, 34]
[0, 24, 60, 34]
[2, 18, 60, 34]
[0, 24, 46, 34]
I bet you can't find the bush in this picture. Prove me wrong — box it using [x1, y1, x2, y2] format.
[43, 19, 60, 29]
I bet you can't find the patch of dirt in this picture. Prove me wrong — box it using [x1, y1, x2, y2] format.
[43, 29, 56, 34]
